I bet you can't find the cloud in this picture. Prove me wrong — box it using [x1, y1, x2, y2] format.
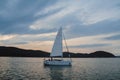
[0, 34, 16, 41]
[0, 0, 120, 55]
[78, 0, 120, 25]
[65, 32, 120, 55]
[64, 19, 120, 40]
[0, 32, 56, 45]
[0, 0, 59, 34]
[69, 44, 110, 48]
[1, 31, 120, 55]
[104, 34, 120, 40]
[15, 40, 53, 52]
[66, 32, 120, 54]
[0, 0, 120, 35]
[29, 5, 79, 30]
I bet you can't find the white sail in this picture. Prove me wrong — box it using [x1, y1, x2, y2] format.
[50, 27, 63, 57]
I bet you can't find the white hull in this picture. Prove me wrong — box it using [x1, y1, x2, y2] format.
[44, 60, 71, 66]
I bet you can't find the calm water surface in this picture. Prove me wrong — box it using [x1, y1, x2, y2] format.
[0, 57, 120, 80]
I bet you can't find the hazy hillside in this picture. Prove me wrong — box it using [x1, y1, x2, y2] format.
[0, 46, 115, 57]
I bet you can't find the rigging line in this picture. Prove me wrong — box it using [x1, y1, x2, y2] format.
[63, 32, 69, 53]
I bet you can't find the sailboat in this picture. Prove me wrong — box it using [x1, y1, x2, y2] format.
[44, 27, 72, 66]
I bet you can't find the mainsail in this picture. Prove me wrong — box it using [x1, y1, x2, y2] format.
[50, 27, 63, 57]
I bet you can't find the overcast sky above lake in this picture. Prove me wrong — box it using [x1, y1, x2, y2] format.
[0, 0, 120, 55]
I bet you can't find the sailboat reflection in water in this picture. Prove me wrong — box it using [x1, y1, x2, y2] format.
[44, 27, 72, 66]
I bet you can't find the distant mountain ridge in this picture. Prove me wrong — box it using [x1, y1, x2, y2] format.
[0, 46, 115, 57]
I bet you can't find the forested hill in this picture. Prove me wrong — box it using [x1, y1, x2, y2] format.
[0, 46, 115, 57]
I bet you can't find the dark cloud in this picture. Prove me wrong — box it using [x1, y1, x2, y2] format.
[11, 42, 28, 45]
[1, 40, 28, 45]
[69, 44, 110, 48]
[0, 0, 120, 37]
[65, 19, 120, 39]
[105, 34, 120, 40]
[0, 0, 59, 34]
[0, 0, 120, 55]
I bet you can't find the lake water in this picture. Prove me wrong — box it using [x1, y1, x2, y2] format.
[0, 57, 120, 80]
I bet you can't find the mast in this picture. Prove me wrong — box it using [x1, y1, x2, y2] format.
[63, 33, 69, 52]
[63, 32, 71, 60]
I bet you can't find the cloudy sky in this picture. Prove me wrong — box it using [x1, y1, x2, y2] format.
[0, 0, 120, 55]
